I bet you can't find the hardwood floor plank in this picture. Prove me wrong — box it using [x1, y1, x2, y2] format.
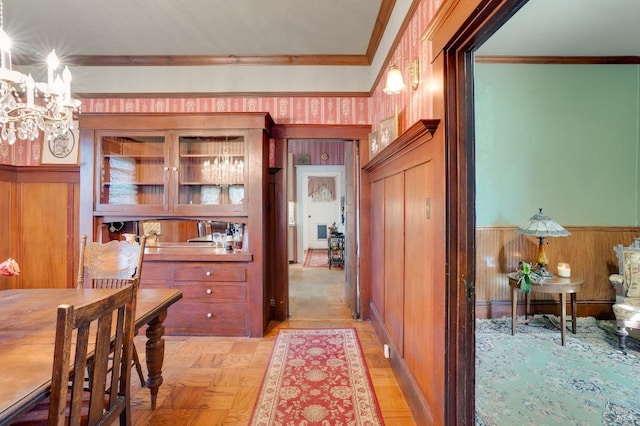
[163, 385, 208, 409]
[189, 410, 229, 425]
[197, 387, 238, 410]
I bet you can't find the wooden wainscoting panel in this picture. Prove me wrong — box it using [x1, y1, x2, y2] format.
[384, 173, 405, 354]
[17, 182, 74, 288]
[476, 226, 640, 319]
[370, 179, 386, 316]
[403, 161, 445, 414]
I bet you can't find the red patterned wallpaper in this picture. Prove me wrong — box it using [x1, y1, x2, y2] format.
[0, 138, 42, 166]
[83, 97, 370, 125]
[288, 140, 346, 166]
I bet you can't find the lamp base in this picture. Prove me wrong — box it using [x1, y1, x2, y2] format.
[536, 265, 555, 279]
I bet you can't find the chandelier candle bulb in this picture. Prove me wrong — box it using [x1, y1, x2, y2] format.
[47, 50, 58, 87]
[63, 66, 71, 101]
[26, 75, 34, 106]
[557, 263, 571, 278]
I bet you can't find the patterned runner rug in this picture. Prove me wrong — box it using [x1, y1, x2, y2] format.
[302, 249, 329, 267]
[249, 328, 384, 425]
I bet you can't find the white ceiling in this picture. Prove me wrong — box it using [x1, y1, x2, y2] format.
[477, 0, 640, 57]
[4, 0, 640, 95]
[7, 0, 382, 57]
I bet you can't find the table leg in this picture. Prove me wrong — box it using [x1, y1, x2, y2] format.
[511, 287, 517, 335]
[145, 310, 168, 409]
[560, 293, 567, 346]
[571, 293, 577, 334]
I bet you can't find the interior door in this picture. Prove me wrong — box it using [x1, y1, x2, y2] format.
[344, 141, 359, 318]
[304, 174, 341, 250]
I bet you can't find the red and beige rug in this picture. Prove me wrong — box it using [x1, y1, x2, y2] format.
[249, 328, 384, 425]
[302, 249, 329, 268]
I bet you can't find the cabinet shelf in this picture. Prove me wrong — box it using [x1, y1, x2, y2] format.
[180, 182, 243, 186]
[103, 154, 164, 159]
[103, 182, 164, 186]
[180, 154, 243, 158]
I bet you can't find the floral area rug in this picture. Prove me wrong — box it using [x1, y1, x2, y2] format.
[249, 328, 383, 425]
[476, 316, 640, 426]
[303, 249, 329, 268]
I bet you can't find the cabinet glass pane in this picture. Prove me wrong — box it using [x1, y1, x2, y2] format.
[99, 136, 165, 205]
[178, 135, 245, 206]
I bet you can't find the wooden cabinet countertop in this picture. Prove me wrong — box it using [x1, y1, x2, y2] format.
[144, 243, 253, 262]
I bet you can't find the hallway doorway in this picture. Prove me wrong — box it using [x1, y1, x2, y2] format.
[295, 166, 345, 259]
[285, 138, 360, 321]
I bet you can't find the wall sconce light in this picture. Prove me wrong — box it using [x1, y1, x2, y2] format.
[409, 57, 420, 90]
[383, 63, 406, 139]
[383, 64, 406, 94]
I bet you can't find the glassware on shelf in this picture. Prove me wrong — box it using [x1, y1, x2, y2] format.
[233, 224, 244, 252]
[201, 185, 220, 204]
[229, 185, 244, 204]
[211, 232, 223, 249]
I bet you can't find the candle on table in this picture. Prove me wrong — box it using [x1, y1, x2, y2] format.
[557, 262, 571, 278]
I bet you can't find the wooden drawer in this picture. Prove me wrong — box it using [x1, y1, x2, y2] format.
[164, 302, 247, 336]
[174, 282, 246, 302]
[140, 261, 174, 282]
[174, 266, 246, 282]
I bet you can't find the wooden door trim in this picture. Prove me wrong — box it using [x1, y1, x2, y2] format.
[271, 124, 371, 322]
[440, 0, 530, 423]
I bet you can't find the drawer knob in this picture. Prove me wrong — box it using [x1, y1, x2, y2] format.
[206, 271, 212, 276]
[206, 288, 212, 295]
[206, 312, 213, 318]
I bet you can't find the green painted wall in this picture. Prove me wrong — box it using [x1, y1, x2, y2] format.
[475, 63, 640, 227]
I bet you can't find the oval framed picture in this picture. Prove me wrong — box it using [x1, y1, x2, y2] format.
[41, 123, 79, 164]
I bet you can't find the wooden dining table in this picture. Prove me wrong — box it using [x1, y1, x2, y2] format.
[0, 287, 182, 424]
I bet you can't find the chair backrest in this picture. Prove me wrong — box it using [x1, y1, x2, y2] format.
[77, 235, 147, 289]
[50, 283, 137, 425]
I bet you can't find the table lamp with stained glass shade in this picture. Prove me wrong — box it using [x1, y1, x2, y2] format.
[516, 208, 571, 278]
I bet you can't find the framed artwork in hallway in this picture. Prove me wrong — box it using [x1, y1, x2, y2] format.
[379, 115, 396, 149]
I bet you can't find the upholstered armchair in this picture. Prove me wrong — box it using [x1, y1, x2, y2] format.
[609, 238, 640, 354]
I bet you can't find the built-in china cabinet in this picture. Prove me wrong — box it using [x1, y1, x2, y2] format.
[79, 113, 274, 337]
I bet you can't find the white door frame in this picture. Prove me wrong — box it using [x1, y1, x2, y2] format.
[295, 165, 345, 262]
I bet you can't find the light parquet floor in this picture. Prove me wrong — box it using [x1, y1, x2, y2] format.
[130, 263, 417, 425]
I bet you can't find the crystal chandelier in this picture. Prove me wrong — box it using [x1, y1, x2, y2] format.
[0, 0, 81, 145]
[201, 141, 244, 185]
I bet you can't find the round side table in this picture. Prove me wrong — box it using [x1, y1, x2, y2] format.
[506, 272, 584, 346]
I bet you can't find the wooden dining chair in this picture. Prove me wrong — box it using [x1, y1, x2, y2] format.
[12, 283, 137, 426]
[77, 235, 147, 387]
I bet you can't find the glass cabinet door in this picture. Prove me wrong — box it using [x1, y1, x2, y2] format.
[177, 135, 246, 208]
[97, 134, 166, 212]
